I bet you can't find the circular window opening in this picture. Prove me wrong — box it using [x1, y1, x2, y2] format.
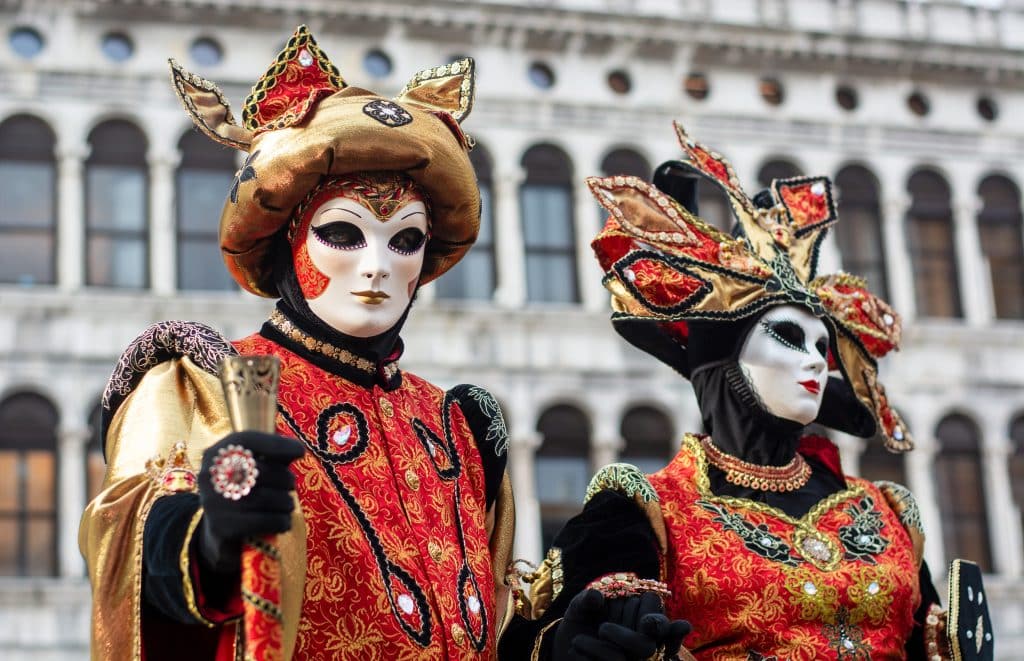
[977, 96, 998, 122]
[907, 90, 930, 117]
[684, 72, 709, 100]
[759, 77, 784, 106]
[607, 70, 632, 95]
[835, 84, 858, 111]
[102, 32, 134, 62]
[528, 61, 555, 90]
[363, 49, 393, 78]
[190, 37, 223, 67]
[9, 26, 43, 59]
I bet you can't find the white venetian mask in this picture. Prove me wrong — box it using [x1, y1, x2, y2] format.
[737, 305, 829, 425]
[300, 196, 428, 338]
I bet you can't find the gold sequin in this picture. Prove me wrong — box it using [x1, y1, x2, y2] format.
[380, 397, 394, 417]
[405, 469, 420, 491]
[428, 541, 442, 562]
[451, 623, 466, 645]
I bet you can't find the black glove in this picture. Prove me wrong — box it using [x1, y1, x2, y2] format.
[196, 431, 305, 574]
[553, 588, 691, 660]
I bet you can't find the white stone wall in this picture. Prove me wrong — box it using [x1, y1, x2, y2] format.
[0, 0, 1021, 657]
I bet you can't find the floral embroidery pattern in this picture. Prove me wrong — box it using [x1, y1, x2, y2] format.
[838, 496, 890, 563]
[101, 321, 235, 442]
[824, 608, 873, 660]
[464, 386, 508, 456]
[698, 500, 802, 567]
[784, 569, 840, 623]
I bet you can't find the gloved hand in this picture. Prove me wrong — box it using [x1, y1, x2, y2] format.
[196, 431, 305, 574]
[553, 588, 691, 660]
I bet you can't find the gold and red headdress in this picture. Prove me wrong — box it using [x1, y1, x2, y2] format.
[169, 25, 478, 297]
[589, 122, 911, 451]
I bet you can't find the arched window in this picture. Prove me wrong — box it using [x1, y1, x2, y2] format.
[934, 414, 992, 571]
[436, 144, 496, 300]
[0, 115, 57, 285]
[619, 405, 674, 474]
[757, 159, 801, 188]
[535, 404, 590, 550]
[86, 120, 149, 288]
[906, 169, 961, 318]
[835, 166, 888, 300]
[977, 175, 1024, 319]
[176, 131, 236, 291]
[600, 148, 650, 179]
[1009, 412, 1024, 554]
[0, 392, 59, 576]
[86, 402, 105, 502]
[520, 145, 578, 303]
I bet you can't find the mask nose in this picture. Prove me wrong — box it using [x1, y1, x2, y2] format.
[802, 348, 827, 377]
[358, 240, 391, 286]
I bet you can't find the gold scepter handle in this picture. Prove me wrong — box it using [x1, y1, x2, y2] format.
[219, 355, 284, 661]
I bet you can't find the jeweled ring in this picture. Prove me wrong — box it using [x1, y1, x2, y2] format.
[210, 444, 259, 500]
[586, 572, 671, 600]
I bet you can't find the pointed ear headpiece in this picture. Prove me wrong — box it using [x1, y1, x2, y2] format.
[588, 122, 911, 452]
[169, 25, 479, 297]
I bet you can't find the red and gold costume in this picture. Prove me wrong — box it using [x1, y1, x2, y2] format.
[80, 26, 514, 661]
[500, 125, 991, 661]
[649, 436, 919, 660]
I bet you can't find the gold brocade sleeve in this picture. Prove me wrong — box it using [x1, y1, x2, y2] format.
[489, 471, 516, 638]
[79, 357, 306, 661]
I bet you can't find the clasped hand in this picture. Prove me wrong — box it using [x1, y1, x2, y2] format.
[554, 588, 691, 661]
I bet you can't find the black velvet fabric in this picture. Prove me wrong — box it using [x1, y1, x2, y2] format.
[446, 384, 508, 509]
[498, 490, 660, 661]
[142, 492, 206, 625]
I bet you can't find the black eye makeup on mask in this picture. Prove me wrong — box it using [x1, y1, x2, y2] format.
[388, 227, 427, 255]
[311, 221, 366, 250]
[760, 319, 807, 353]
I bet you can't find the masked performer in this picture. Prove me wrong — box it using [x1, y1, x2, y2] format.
[500, 124, 991, 661]
[80, 27, 514, 661]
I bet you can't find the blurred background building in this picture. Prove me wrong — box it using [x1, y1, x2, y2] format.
[0, 0, 1022, 658]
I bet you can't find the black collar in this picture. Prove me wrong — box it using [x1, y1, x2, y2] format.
[260, 307, 403, 390]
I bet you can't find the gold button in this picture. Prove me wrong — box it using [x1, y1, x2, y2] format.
[451, 624, 465, 645]
[428, 541, 442, 562]
[405, 468, 420, 490]
[379, 397, 394, 417]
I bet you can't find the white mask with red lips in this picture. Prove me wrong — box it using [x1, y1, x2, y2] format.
[737, 305, 829, 426]
[300, 196, 428, 338]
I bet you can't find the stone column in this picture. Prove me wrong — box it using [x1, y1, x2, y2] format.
[905, 439, 946, 572]
[55, 145, 86, 291]
[575, 172, 606, 312]
[590, 437, 624, 474]
[508, 431, 543, 564]
[493, 167, 526, 308]
[148, 151, 180, 295]
[881, 195, 917, 321]
[982, 435, 1023, 576]
[952, 195, 992, 325]
[591, 402, 624, 471]
[58, 426, 90, 577]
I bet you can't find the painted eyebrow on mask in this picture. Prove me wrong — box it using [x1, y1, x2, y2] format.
[316, 206, 363, 219]
[400, 209, 426, 220]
